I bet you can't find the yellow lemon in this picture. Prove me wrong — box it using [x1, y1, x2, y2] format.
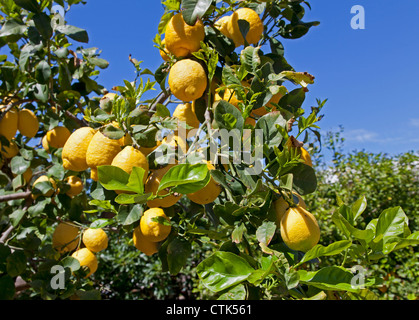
[300, 147, 313, 167]
[145, 164, 182, 208]
[42, 135, 50, 153]
[274, 192, 307, 227]
[214, 15, 232, 38]
[172, 102, 200, 131]
[186, 161, 221, 205]
[86, 131, 122, 181]
[280, 206, 320, 252]
[52, 222, 80, 253]
[45, 126, 71, 149]
[226, 8, 263, 47]
[140, 208, 171, 243]
[0, 140, 19, 159]
[133, 225, 159, 256]
[168, 59, 208, 102]
[62, 127, 96, 172]
[71, 248, 98, 278]
[159, 38, 170, 61]
[0, 107, 18, 140]
[65, 176, 84, 197]
[165, 12, 205, 58]
[82, 228, 108, 253]
[111, 146, 149, 182]
[32, 175, 57, 199]
[17, 109, 39, 138]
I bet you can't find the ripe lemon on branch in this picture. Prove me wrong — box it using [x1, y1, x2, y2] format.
[111, 146, 149, 182]
[140, 208, 172, 243]
[165, 12, 205, 58]
[44, 126, 71, 149]
[274, 191, 306, 227]
[82, 228, 108, 253]
[52, 222, 80, 253]
[65, 176, 84, 198]
[17, 109, 39, 138]
[187, 161, 221, 205]
[86, 131, 123, 181]
[133, 225, 159, 256]
[172, 102, 200, 132]
[71, 248, 98, 278]
[216, 8, 263, 47]
[168, 59, 208, 102]
[0, 106, 18, 140]
[62, 127, 96, 172]
[145, 164, 182, 208]
[280, 206, 320, 252]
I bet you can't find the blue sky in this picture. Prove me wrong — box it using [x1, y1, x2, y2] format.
[66, 0, 419, 156]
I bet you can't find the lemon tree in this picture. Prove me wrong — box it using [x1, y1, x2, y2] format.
[0, 0, 418, 301]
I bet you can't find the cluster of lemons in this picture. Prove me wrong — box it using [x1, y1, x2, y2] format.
[158, 7, 320, 253]
[1, 7, 321, 263]
[0, 102, 38, 179]
[52, 222, 108, 277]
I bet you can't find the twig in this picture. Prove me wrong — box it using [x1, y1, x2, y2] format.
[147, 88, 171, 117]
[0, 225, 14, 243]
[0, 191, 32, 203]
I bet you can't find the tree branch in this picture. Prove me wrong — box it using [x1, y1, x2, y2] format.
[0, 191, 32, 203]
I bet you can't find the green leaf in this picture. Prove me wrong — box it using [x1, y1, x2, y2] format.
[231, 223, 246, 244]
[197, 251, 254, 292]
[114, 192, 151, 205]
[0, 19, 27, 37]
[181, 0, 211, 25]
[296, 240, 352, 267]
[167, 237, 192, 275]
[382, 231, 419, 254]
[55, 25, 89, 43]
[10, 156, 30, 175]
[213, 100, 244, 131]
[0, 275, 15, 300]
[157, 163, 208, 193]
[374, 207, 408, 244]
[117, 204, 143, 226]
[217, 284, 247, 300]
[9, 209, 26, 227]
[61, 256, 80, 272]
[331, 210, 374, 243]
[240, 46, 261, 74]
[13, 0, 40, 13]
[277, 88, 306, 115]
[351, 195, 367, 222]
[288, 163, 317, 195]
[298, 266, 375, 292]
[35, 60, 51, 85]
[6, 250, 26, 277]
[33, 12, 52, 39]
[101, 124, 125, 140]
[256, 221, 276, 246]
[89, 218, 112, 229]
[97, 165, 137, 192]
[255, 111, 287, 149]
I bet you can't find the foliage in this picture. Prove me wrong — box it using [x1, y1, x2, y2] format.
[305, 128, 419, 300]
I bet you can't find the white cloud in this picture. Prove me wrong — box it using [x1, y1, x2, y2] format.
[344, 129, 378, 142]
[410, 118, 419, 127]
